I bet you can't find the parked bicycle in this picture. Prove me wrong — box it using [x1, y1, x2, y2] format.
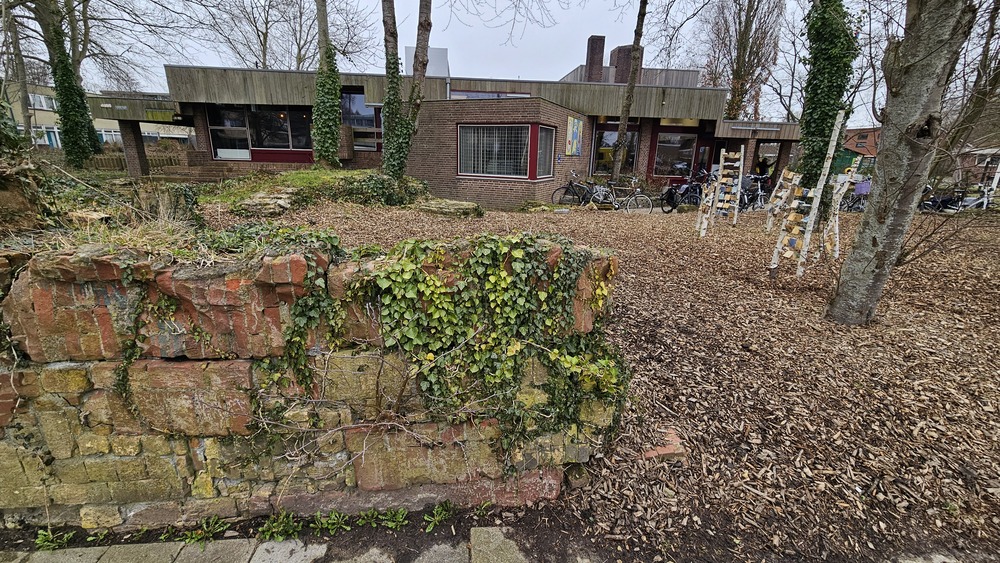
[920, 183, 992, 213]
[738, 174, 772, 211]
[660, 167, 712, 213]
[839, 178, 871, 212]
[551, 170, 595, 206]
[552, 171, 653, 213]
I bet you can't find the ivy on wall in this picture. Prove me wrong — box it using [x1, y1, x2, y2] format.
[312, 41, 342, 168]
[350, 233, 627, 446]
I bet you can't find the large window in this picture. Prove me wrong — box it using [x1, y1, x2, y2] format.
[459, 125, 530, 177]
[341, 92, 375, 128]
[593, 130, 637, 175]
[653, 133, 698, 176]
[250, 109, 290, 149]
[537, 126, 555, 177]
[207, 104, 250, 159]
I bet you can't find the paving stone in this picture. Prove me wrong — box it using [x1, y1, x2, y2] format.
[469, 528, 527, 563]
[327, 548, 394, 563]
[0, 552, 29, 563]
[175, 539, 257, 563]
[97, 542, 183, 563]
[27, 547, 107, 563]
[413, 543, 470, 563]
[248, 540, 327, 563]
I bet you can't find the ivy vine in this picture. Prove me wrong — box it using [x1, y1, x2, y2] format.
[380, 53, 415, 181]
[799, 0, 859, 218]
[312, 41, 342, 168]
[349, 233, 628, 449]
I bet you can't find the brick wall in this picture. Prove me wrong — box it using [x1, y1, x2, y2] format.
[0, 241, 621, 528]
[407, 98, 592, 209]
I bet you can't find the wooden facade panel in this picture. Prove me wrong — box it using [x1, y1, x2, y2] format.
[89, 96, 176, 122]
[715, 120, 801, 141]
[165, 66, 727, 120]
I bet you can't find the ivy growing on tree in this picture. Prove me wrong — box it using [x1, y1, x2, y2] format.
[380, 53, 414, 181]
[49, 26, 100, 168]
[797, 0, 857, 199]
[312, 41, 342, 167]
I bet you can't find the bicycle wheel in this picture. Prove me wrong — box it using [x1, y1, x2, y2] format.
[624, 194, 653, 214]
[680, 192, 701, 207]
[552, 185, 581, 205]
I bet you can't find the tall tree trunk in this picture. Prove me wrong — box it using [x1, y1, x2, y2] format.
[315, 0, 330, 61]
[927, 0, 1000, 182]
[407, 0, 432, 124]
[382, 0, 398, 67]
[5, 14, 33, 140]
[826, 0, 977, 325]
[611, 0, 648, 182]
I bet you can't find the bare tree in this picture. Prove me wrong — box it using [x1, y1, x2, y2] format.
[180, 0, 376, 71]
[645, 0, 711, 67]
[761, 0, 808, 121]
[928, 0, 1000, 182]
[611, 0, 648, 182]
[700, 0, 783, 120]
[826, 0, 978, 325]
[3, 7, 33, 139]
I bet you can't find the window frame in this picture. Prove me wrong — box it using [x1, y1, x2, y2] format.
[457, 124, 533, 179]
[536, 126, 555, 178]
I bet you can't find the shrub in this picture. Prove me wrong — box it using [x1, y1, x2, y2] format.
[344, 173, 427, 206]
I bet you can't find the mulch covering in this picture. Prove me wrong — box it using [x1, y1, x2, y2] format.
[199, 203, 1000, 561]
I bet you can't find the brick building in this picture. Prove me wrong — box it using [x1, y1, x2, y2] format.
[98, 37, 800, 208]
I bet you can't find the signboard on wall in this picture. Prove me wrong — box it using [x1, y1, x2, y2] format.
[566, 117, 583, 156]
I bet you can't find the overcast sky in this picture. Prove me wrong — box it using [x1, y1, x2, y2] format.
[149, 1, 648, 86]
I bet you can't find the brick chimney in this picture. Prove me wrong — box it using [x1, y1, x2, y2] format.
[610, 44, 643, 84]
[585, 35, 605, 82]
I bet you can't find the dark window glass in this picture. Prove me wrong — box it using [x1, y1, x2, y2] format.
[653, 133, 698, 176]
[341, 93, 375, 128]
[353, 130, 378, 151]
[537, 127, 555, 177]
[458, 125, 530, 177]
[289, 107, 312, 149]
[593, 130, 637, 174]
[209, 129, 250, 158]
[249, 109, 290, 149]
[207, 105, 247, 128]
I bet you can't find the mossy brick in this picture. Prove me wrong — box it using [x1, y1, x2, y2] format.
[521, 357, 549, 386]
[108, 479, 182, 503]
[141, 435, 172, 455]
[0, 452, 27, 486]
[35, 408, 77, 459]
[121, 501, 182, 528]
[81, 390, 142, 434]
[52, 458, 91, 484]
[515, 387, 549, 409]
[76, 432, 111, 455]
[0, 486, 47, 508]
[80, 505, 123, 529]
[203, 437, 221, 460]
[38, 362, 92, 393]
[143, 456, 184, 485]
[318, 429, 346, 453]
[50, 482, 112, 505]
[85, 458, 120, 482]
[116, 458, 148, 481]
[110, 435, 142, 456]
[179, 498, 237, 524]
[190, 471, 216, 499]
[89, 362, 118, 388]
[579, 400, 616, 428]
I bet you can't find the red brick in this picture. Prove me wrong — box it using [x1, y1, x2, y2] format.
[288, 255, 308, 286]
[94, 260, 121, 281]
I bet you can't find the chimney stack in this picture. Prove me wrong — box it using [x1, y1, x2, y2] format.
[610, 44, 643, 84]
[585, 35, 605, 82]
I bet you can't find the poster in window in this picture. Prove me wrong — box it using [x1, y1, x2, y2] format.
[566, 117, 583, 156]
